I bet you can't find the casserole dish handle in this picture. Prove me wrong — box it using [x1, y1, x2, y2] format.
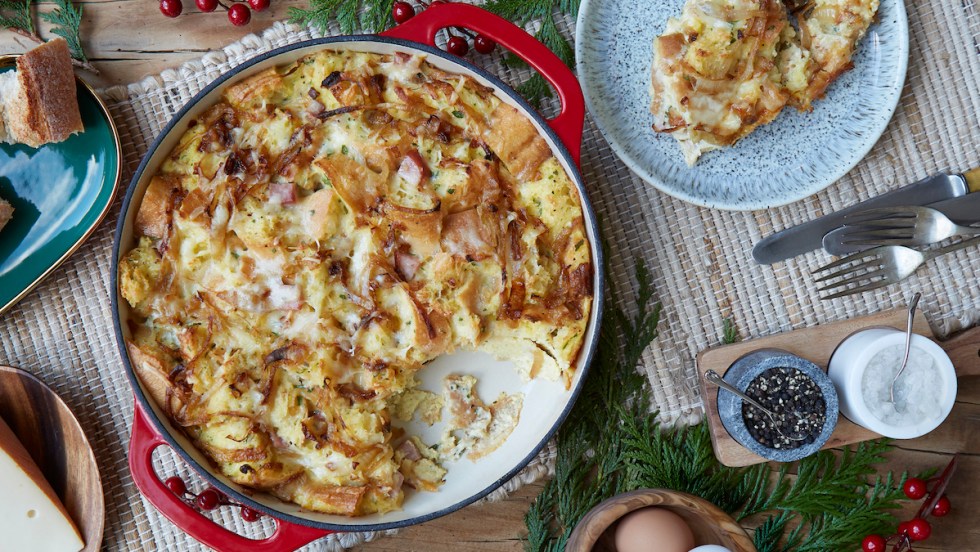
[382, 2, 585, 164]
[129, 405, 331, 551]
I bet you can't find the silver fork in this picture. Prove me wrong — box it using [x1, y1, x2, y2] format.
[812, 235, 980, 300]
[841, 205, 980, 247]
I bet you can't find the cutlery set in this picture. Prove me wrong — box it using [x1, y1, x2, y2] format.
[753, 168, 980, 299]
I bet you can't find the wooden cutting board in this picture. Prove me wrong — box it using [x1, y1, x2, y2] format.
[697, 309, 980, 467]
[0, 365, 104, 552]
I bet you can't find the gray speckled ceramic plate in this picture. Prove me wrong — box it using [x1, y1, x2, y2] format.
[576, 0, 909, 211]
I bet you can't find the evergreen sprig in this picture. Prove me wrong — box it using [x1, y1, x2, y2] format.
[524, 254, 926, 551]
[288, 0, 388, 35]
[40, 0, 87, 63]
[483, 0, 578, 105]
[0, 0, 95, 73]
[0, 0, 35, 38]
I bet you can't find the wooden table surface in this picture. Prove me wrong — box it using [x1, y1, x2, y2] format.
[1, 4, 976, 550]
[0, 0, 313, 89]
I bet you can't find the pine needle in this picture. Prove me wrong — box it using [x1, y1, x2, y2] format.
[360, 0, 395, 35]
[39, 0, 88, 64]
[0, 0, 35, 37]
[485, 0, 578, 106]
[723, 316, 740, 344]
[289, 0, 369, 35]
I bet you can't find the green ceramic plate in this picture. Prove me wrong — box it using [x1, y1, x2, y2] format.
[0, 60, 122, 316]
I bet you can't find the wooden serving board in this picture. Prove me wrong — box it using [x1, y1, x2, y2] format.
[0, 365, 104, 552]
[697, 309, 980, 467]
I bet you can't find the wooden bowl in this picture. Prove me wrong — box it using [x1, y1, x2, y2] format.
[567, 489, 756, 552]
[0, 365, 104, 551]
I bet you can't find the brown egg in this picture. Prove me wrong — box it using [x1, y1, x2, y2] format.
[613, 507, 696, 552]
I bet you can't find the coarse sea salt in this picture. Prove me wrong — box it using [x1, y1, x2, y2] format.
[861, 345, 942, 426]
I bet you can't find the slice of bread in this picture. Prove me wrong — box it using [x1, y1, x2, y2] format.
[0, 198, 12, 232]
[0, 38, 84, 148]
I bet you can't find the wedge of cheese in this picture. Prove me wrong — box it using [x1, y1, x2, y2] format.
[0, 415, 84, 552]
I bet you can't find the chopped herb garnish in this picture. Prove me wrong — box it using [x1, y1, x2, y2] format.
[452, 110, 464, 118]
[447, 188, 455, 194]
[341, 145, 349, 155]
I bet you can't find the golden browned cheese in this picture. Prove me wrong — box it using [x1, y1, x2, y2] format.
[118, 50, 592, 516]
[650, 0, 879, 165]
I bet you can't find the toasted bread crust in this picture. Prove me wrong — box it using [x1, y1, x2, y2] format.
[4, 38, 83, 147]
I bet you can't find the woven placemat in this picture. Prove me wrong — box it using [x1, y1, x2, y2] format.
[1, 1, 979, 549]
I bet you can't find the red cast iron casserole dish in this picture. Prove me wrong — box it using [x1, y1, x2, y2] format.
[111, 4, 602, 550]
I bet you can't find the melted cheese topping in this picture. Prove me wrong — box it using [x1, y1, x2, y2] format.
[119, 50, 592, 516]
[650, 0, 878, 164]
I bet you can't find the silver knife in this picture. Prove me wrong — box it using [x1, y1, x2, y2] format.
[752, 169, 980, 265]
[822, 192, 980, 256]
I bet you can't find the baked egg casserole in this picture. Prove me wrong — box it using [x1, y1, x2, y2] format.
[119, 49, 593, 516]
[650, 0, 879, 165]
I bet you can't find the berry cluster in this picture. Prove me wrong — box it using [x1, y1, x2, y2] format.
[392, 1, 496, 57]
[861, 456, 958, 552]
[165, 476, 263, 523]
[159, 0, 269, 26]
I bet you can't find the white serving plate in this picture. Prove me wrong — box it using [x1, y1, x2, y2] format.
[576, 0, 909, 210]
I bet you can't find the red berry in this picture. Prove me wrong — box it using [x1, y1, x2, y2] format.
[392, 1, 414, 23]
[247, 0, 269, 11]
[903, 477, 928, 500]
[908, 518, 931, 541]
[195, 0, 217, 11]
[240, 506, 261, 522]
[897, 521, 911, 536]
[228, 3, 250, 25]
[164, 476, 187, 496]
[473, 34, 496, 54]
[196, 489, 221, 511]
[160, 0, 183, 17]
[446, 36, 468, 56]
[932, 495, 951, 517]
[861, 535, 886, 552]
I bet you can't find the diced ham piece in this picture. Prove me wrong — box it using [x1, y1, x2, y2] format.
[397, 439, 422, 462]
[397, 151, 431, 189]
[269, 181, 297, 204]
[441, 208, 496, 261]
[394, 250, 421, 281]
[306, 99, 325, 117]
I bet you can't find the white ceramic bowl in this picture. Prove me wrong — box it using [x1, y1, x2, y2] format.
[828, 329, 956, 439]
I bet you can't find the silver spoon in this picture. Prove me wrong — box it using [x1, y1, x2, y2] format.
[890, 292, 922, 403]
[704, 369, 809, 442]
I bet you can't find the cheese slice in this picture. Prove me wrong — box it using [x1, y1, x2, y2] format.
[0, 416, 84, 552]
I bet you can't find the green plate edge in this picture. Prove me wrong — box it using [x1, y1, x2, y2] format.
[0, 58, 122, 317]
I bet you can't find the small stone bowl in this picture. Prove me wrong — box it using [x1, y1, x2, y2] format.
[717, 349, 839, 463]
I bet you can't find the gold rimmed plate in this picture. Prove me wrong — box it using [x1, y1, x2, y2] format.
[0, 56, 122, 316]
[0, 365, 105, 551]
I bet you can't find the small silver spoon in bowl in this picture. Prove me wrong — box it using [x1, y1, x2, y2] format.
[890, 292, 922, 404]
[704, 369, 811, 442]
